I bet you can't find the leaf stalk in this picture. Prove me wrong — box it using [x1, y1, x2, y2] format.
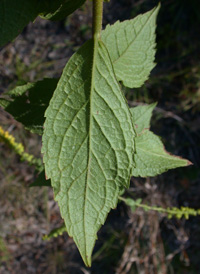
[93, 0, 103, 39]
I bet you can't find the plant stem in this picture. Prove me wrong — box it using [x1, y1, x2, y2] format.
[119, 197, 200, 219]
[93, 0, 104, 39]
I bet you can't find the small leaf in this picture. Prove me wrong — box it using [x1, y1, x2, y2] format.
[0, 78, 58, 135]
[40, 0, 86, 21]
[130, 103, 191, 176]
[0, 0, 40, 47]
[132, 130, 191, 177]
[102, 4, 160, 88]
[42, 39, 135, 266]
[30, 170, 51, 187]
[130, 103, 157, 134]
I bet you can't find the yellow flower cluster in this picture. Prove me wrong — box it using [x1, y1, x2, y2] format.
[43, 224, 67, 241]
[0, 126, 24, 154]
[167, 206, 200, 219]
[0, 126, 42, 170]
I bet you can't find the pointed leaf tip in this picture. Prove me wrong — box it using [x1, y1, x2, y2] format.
[132, 131, 191, 177]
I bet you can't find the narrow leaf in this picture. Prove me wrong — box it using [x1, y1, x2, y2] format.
[101, 5, 160, 88]
[42, 39, 135, 266]
[40, 0, 86, 21]
[0, 78, 58, 135]
[0, 0, 39, 47]
[130, 103, 157, 134]
[132, 130, 191, 177]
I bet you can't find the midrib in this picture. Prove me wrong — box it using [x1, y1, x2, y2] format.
[83, 37, 99, 265]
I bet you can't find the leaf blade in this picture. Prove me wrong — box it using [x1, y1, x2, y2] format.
[132, 131, 191, 177]
[102, 5, 160, 88]
[42, 39, 135, 266]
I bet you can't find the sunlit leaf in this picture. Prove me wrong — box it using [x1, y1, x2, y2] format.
[132, 130, 191, 177]
[102, 5, 160, 88]
[42, 39, 135, 266]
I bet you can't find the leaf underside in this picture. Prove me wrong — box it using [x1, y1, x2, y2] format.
[42, 39, 135, 266]
[130, 104, 191, 177]
[102, 4, 160, 88]
[132, 130, 191, 177]
[130, 103, 157, 134]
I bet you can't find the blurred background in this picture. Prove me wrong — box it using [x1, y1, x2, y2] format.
[0, 0, 200, 273]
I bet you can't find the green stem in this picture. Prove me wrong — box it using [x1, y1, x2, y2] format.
[93, 0, 104, 39]
[119, 197, 200, 219]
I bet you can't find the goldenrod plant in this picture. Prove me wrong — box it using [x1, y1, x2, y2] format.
[120, 197, 200, 220]
[0, 126, 42, 170]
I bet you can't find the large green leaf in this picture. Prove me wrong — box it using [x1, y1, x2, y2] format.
[0, 78, 58, 135]
[40, 0, 86, 21]
[101, 5, 160, 88]
[0, 0, 40, 47]
[42, 39, 135, 266]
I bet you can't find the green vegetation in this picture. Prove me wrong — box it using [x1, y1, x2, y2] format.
[0, 0, 197, 268]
